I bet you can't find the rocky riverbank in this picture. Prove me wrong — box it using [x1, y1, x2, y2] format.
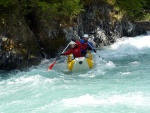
[0, 2, 148, 70]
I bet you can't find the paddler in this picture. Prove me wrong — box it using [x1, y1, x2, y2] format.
[61, 41, 82, 58]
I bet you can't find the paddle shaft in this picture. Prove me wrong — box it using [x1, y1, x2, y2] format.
[54, 41, 71, 61]
[88, 41, 108, 62]
[48, 42, 71, 70]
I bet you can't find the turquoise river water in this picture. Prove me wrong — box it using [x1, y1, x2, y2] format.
[0, 34, 150, 113]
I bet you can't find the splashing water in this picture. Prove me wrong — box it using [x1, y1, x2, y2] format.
[0, 35, 150, 113]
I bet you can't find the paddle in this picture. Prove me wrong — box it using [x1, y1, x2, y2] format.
[48, 41, 71, 70]
[87, 42, 106, 60]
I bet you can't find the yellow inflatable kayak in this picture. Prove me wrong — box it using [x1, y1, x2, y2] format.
[67, 52, 94, 72]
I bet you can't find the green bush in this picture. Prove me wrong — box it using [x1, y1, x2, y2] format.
[115, 0, 147, 19]
[37, 0, 83, 23]
[0, 0, 17, 7]
[0, 0, 149, 24]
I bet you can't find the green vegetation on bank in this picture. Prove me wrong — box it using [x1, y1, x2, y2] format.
[81, 0, 150, 21]
[0, 0, 83, 26]
[0, 0, 16, 7]
[0, 0, 150, 24]
[115, 0, 150, 21]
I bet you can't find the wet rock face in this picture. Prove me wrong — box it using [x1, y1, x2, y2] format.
[0, 14, 65, 70]
[0, 3, 147, 70]
[121, 21, 147, 37]
[135, 21, 150, 31]
[0, 35, 41, 70]
[0, 3, 69, 70]
[64, 3, 147, 48]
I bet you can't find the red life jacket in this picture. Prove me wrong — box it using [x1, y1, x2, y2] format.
[64, 46, 81, 58]
[81, 43, 88, 50]
[75, 40, 88, 50]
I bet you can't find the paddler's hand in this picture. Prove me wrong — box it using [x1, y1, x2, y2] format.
[93, 49, 96, 53]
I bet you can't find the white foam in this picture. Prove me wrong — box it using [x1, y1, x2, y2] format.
[120, 72, 131, 75]
[61, 94, 99, 106]
[110, 35, 150, 50]
[129, 36, 150, 49]
[105, 61, 116, 68]
[129, 61, 140, 65]
[60, 93, 150, 107]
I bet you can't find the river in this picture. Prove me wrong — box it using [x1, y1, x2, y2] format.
[0, 34, 150, 113]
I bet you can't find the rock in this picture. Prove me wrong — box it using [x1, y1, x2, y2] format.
[62, 3, 147, 48]
[135, 21, 150, 31]
[0, 2, 148, 70]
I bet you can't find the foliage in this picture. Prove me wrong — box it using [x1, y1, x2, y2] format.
[0, 0, 17, 7]
[38, 0, 83, 23]
[0, 0, 83, 25]
[21, 0, 83, 25]
[105, 0, 116, 5]
[115, 0, 147, 19]
[39, 1, 81, 15]
[80, 0, 94, 5]
[0, 0, 149, 24]
[145, 0, 150, 9]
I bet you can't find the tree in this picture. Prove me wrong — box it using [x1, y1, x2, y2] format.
[115, 0, 147, 19]
[0, 0, 17, 7]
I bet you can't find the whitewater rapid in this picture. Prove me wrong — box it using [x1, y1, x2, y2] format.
[0, 34, 150, 113]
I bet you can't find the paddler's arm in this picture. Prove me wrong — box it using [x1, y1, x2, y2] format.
[87, 42, 96, 53]
[61, 49, 73, 56]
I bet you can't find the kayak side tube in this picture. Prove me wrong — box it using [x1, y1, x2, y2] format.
[86, 52, 94, 69]
[67, 52, 94, 71]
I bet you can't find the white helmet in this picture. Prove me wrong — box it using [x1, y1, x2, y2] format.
[70, 41, 76, 45]
[83, 34, 89, 38]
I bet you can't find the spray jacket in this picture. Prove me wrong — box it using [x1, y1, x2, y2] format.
[63, 45, 81, 58]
